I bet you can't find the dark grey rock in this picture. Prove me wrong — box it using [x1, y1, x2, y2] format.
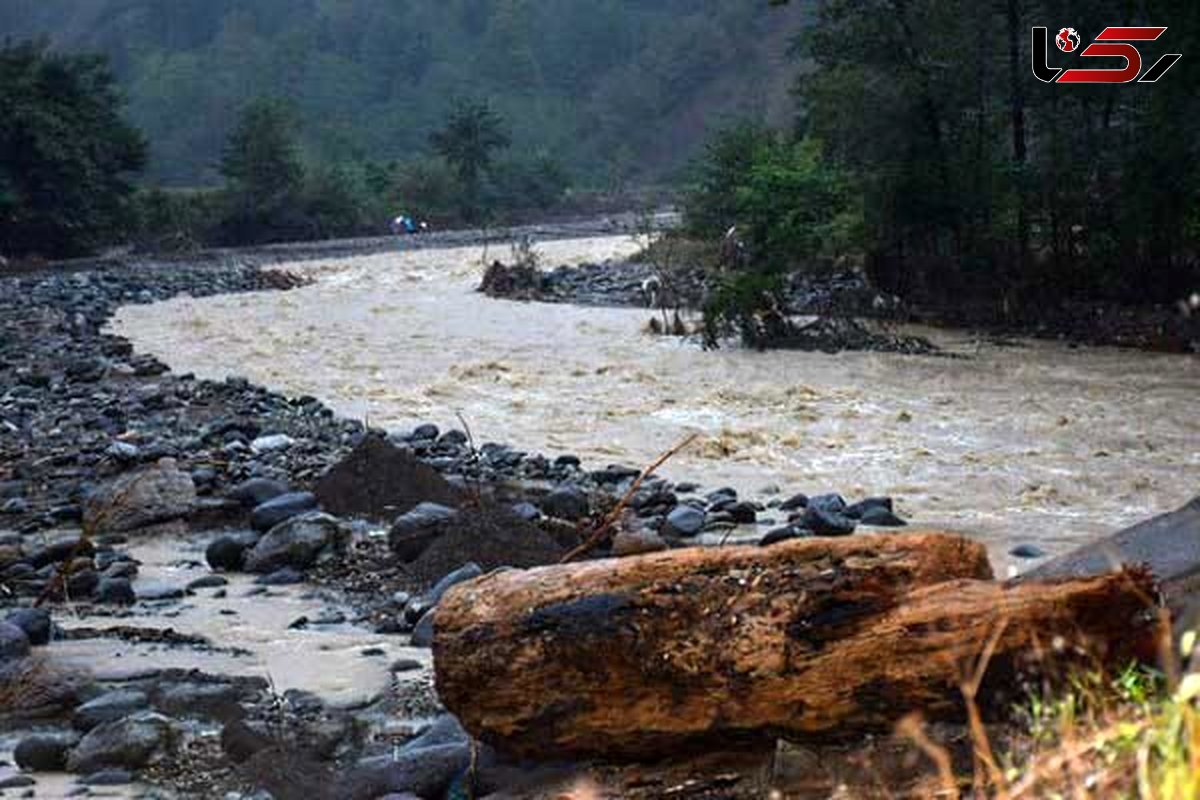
[228, 478, 290, 509]
[249, 491, 318, 532]
[0, 774, 35, 788]
[156, 682, 241, 717]
[845, 497, 894, 519]
[807, 493, 847, 514]
[14, 733, 77, 771]
[0, 620, 31, 660]
[663, 505, 706, 538]
[95, 577, 136, 605]
[1010, 544, 1048, 559]
[345, 743, 470, 800]
[510, 502, 541, 521]
[410, 423, 440, 441]
[187, 574, 228, 590]
[244, 512, 347, 573]
[422, 562, 483, 609]
[858, 506, 908, 527]
[540, 485, 589, 521]
[5, 607, 51, 646]
[80, 769, 133, 785]
[388, 502, 457, 562]
[728, 502, 758, 524]
[205, 531, 261, 571]
[410, 609, 435, 648]
[67, 711, 173, 773]
[73, 690, 150, 731]
[759, 527, 801, 547]
[135, 581, 185, 601]
[403, 714, 468, 751]
[803, 506, 856, 536]
[256, 567, 305, 586]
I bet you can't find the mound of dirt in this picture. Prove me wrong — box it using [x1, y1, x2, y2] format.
[314, 435, 463, 521]
[402, 504, 575, 587]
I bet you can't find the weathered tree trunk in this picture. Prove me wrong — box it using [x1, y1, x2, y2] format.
[433, 534, 1159, 761]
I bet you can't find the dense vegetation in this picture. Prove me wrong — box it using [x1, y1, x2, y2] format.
[0, 1, 803, 188]
[0, 41, 146, 258]
[688, 0, 1200, 339]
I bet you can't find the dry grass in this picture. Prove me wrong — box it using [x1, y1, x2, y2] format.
[895, 623, 1199, 800]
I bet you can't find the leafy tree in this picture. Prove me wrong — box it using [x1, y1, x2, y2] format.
[429, 100, 511, 221]
[217, 97, 305, 243]
[683, 122, 777, 236]
[0, 40, 146, 258]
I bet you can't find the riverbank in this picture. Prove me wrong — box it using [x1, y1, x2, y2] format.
[2, 228, 1197, 797]
[1, 227, 909, 797]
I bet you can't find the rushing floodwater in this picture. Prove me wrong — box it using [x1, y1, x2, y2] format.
[111, 236, 1200, 571]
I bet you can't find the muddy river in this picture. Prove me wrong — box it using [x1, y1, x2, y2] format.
[111, 236, 1200, 571]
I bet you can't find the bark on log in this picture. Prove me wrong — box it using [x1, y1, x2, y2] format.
[433, 534, 1160, 761]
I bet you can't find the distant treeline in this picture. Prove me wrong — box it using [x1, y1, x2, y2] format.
[0, 0, 802, 187]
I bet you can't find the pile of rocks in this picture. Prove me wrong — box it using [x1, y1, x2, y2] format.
[0, 249, 919, 798]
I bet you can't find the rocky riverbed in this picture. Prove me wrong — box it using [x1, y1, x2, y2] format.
[1, 226, 921, 798]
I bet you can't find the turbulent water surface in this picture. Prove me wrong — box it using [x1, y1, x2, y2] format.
[111, 236, 1200, 571]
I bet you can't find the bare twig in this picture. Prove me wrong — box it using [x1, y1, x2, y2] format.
[454, 411, 484, 509]
[897, 713, 960, 799]
[559, 433, 698, 564]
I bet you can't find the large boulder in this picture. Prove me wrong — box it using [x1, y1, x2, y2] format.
[244, 513, 349, 574]
[314, 436, 462, 522]
[67, 711, 174, 773]
[83, 459, 196, 534]
[1023, 496, 1200, 617]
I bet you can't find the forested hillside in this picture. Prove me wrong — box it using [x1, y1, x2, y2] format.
[0, 1, 806, 186]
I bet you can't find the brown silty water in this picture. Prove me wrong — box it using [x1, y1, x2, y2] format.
[109, 236, 1200, 573]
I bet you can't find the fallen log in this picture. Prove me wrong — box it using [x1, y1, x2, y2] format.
[433, 533, 1159, 761]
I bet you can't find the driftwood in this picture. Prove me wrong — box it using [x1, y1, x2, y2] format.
[433, 533, 1159, 761]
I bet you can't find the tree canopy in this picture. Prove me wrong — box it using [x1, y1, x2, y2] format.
[0, 1, 807, 187]
[0, 40, 146, 258]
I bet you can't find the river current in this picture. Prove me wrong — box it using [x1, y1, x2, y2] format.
[110, 236, 1200, 572]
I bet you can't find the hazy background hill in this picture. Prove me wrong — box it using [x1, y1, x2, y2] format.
[0, 0, 807, 187]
